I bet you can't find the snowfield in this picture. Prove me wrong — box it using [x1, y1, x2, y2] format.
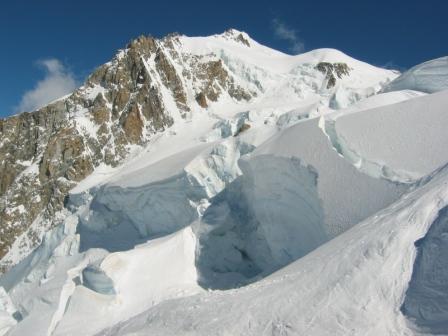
[1, 30, 448, 336]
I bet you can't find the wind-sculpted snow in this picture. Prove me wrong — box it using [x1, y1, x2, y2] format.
[255, 117, 408, 236]
[195, 155, 326, 288]
[384, 56, 448, 93]
[192, 117, 408, 289]
[82, 265, 116, 295]
[77, 176, 202, 252]
[401, 205, 448, 334]
[96, 160, 448, 336]
[75, 139, 254, 252]
[325, 89, 448, 183]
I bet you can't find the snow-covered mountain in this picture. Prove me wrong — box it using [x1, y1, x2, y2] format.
[0, 29, 448, 336]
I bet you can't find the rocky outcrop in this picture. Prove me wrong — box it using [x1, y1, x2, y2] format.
[315, 62, 351, 88]
[235, 33, 251, 47]
[0, 100, 72, 263]
[193, 59, 253, 102]
[196, 92, 208, 108]
[121, 104, 144, 144]
[154, 48, 189, 115]
[223, 29, 251, 47]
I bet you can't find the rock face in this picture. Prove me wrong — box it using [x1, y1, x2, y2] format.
[0, 32, 255, 270]
[315, 62, 351, 88]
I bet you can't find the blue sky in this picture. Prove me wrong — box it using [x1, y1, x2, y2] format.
[1, 0, 447, 117]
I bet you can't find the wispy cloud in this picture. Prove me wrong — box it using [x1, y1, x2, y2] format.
[272, 19, 304, 54]
[16, 59, 78, 112]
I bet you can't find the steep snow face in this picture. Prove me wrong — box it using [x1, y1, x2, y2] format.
[402, 206, 448, 334]
[325, 89, 448, 183]
[193, 115, 408, 289]
[254, 117, 407, 236]
[195, 155, 327, 288]
[74, 145, 212, 252]
[384, 56, 448, 93]
[73, 137, 255, 254]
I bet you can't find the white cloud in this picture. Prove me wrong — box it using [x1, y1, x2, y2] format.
[16, 59, 78, 112]
[272, 19, 305, 54]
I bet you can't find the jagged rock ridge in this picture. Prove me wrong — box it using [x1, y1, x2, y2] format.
[315, 62, 351, 88]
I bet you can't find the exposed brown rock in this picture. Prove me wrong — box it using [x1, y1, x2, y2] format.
[236, 33, 250, 47]
[155, 49, 189, 113]
[315, 62, 351, 89]
[112, 88, 130, 117]
[135, 85, 172, 131]
[127, 35, 157, 56]
[196, 92, 208, 108]
[92, 93, 110, 124]
[121, 104, 143, 144]
[39, 127, 93, 182]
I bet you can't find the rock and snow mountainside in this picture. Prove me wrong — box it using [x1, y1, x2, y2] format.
[1, 30, 448, 335]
